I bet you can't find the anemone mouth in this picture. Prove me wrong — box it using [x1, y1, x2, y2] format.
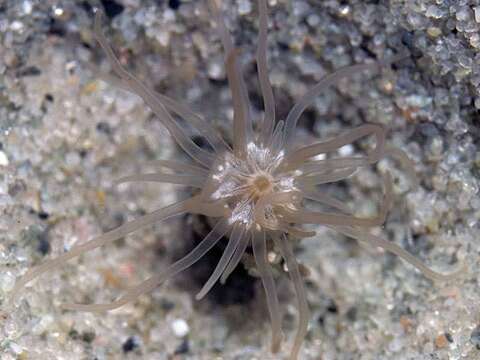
[250, 173, 274, 198]
[253, 174, 271, 191]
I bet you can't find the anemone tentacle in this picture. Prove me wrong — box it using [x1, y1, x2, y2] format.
[275, 234, 310, 360]
[61, 218, 230, 312]
[208, 0, 254, 158]
[9, 199, 190, 304]
[257, 0, 276, 145]
[195, 222, 245, 300]
[115, 172, 207, 188]
[94, 11, 216, 167]
[252, 230, 283, 353]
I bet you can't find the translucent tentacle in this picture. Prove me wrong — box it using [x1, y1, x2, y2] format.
[208, 0, 253, 158]
[280, 172, 393, 227]
[275, 234, 309, 360]
[155, 94, 231, 154]
[184, 196, 229, 218]
[144, 159, 210, 177]
[268, 120, 285, 156]
[195, 222, 244, 300]
[92, 67, 229, 154]
[282, 124, 386, 171]
[207, 0, 234, 53]
[332, 225, 464, 282]
[94, 11, 215, 167]
[61, 219, 230, 312]
[257, 0, 275, 144]
[252, 230, 283, 353]
[225, 48, 253, 158]
[284, 61, 385, 148]
[297, 167, 358, 187]
[299, 157, 369, 174]
[220, 230, 251, 284]
[301, 187, 351, 214]
[115, 173, 206, 188]
[285, 226, 316, 239]
[9, 199, 189, 305]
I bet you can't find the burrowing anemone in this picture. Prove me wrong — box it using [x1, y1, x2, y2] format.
[10, 1, 461, 359]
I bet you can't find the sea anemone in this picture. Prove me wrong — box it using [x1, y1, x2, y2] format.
[9, 1, 461, 359]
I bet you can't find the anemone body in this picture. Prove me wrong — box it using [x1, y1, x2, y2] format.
[10, 1, 461, 359]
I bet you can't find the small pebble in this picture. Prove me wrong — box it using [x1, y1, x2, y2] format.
[435, 334, 449, 349]
[171, 319, 190, 338]
[0, 151, 9, 166]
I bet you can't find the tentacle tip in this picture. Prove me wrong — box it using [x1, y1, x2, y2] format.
[438, 262, 468, 282]
[59, 303, 76, 311]
[60, 302, 89, 312]
[60, 303, 103, 313]
[93, 8, 103, 23]
[93, 7, 103, 17]
[93, 8, 105, 36]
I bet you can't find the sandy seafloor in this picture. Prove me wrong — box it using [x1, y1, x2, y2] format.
[0, 0, 479, 359]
